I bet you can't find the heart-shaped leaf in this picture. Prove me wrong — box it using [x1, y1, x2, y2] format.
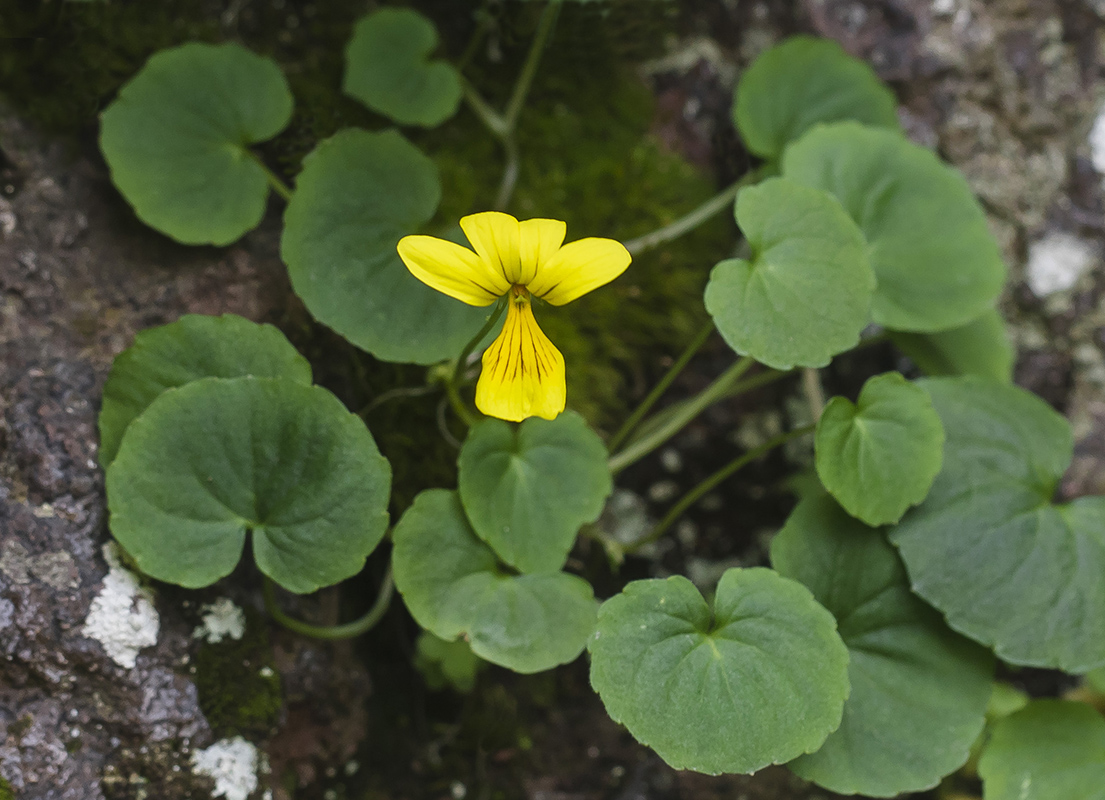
[815, 371, 944, 526]
[890, 308, 1014, 383]
[734, 35, 900, 161]
[99, 43, 293, 245]
[457, 412, 612, 573]
[704, 177, 874, 370]
[106, 377, 391, 593]
[890, 377, 1105, 672]
[99, 314, 311, 468]
[772, 491, 993, 797]
[391, 490, 597, 674]
[783, 122, 1006, 333]
[979, 700, 1105, 800]
[281, 128, 490, 364]
[589, 568, 849, 775]
[343, 8, 462, 127]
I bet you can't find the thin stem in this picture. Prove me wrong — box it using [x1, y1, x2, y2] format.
[447, 299, 507, 426]
[502, 0, 561, 131]
[608, 320, 715, 453]
[493, 135, 520, 212]
[802, 367, 826, 421]
[263, 568, 394, 640]
[462, 80, 509, 138]
[608, 356, 755, 475]
[249, 152, 294, 202]
[629, 424, 816, 553]
[358, 385, 438, 418]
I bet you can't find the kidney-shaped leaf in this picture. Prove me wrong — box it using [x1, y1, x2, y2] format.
[391, 489, 597, 674]
[457, 412, 612, 573]
[816, 371, 944, 526]
[772, 492, 993, 797]
[734, 35, 900, 161]
[106, 377, 391, 594]
[890, 377, 1105, 673]
[99, 314, 311, 468]
[704, 177, 874, 370]
[783, 122, 1006, 333]
[890, 308, 1014, 383]
[281, 128, 489, 364]
[589, 568, 849, 775]
[979, 700, 1105, 800]
[343, 8, 462, 127]
[99, 43, 293, 245]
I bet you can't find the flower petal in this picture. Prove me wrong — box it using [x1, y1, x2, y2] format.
[517, 218, 567, 285]
[527, 237, 632, 306]
[397, 234, 510, 306]
[460, 211, 523, 285]
[476, 299, 566, 422]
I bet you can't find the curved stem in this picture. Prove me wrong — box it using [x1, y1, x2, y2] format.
[493, 135, 520, 212]
[263, 568, 394, 640]
[248, 151, 293, 202]
[359, 385, 438, 418]
[628, 424, 815, 553]
[446, 299, 506, 427]
[608, 320, 714, 453]
[503, 0, 561, 131]
[462, 80, 509, 138]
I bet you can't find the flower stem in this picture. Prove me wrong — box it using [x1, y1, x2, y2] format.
[628, 424, 816, 554]
[263, 568, 394, 640]
[503, 0, 561, 132]
[447, 299, 507, 427]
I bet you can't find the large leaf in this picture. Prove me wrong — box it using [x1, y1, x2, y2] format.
[734, 35, 900, 161]
[890, 308, 1014, 383]
[343, 8, 461, 127]
[815, 371, 944, 525]
[391, 490, 597, 674]
[457, 412, 611, 573]
[890, 377, 1105, 672]
[281, 128, 489, 364]
[100, 43, 292, 245]
[588, 568, 849, 775]
[106, 377, 391, 593]
[772, 492, 993, 797]
[99, 314, 311, 468]
[704, 177, 874, 370]
[783, 122, 1006, 333]
[979, 700, 1105, 800]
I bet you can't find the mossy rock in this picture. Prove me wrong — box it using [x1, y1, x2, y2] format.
[0, 776, 13, 800]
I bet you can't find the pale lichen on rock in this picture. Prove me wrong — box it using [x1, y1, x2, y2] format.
[193, 598, 247, 644]
[80, 542, 160, 669]
[191, 737, 259, 800]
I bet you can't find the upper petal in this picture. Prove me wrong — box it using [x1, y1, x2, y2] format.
[527, 237, 632, 306]
[475, 299, 566, 422]
[397, 234, 510, 306]
[517, 218, 567, 286]
[460, 211, 523, 285]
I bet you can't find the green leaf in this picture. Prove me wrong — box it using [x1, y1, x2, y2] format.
[99, 43, 292, 245]
[979, 700, 1105, 800]
[99, 314, 311, 469]
[704, 177, 874, 370]
[734, 35, 900, 161]
[343, 8, 462, 127]
[783, 122, 1006, 333]
[772, 492, 993, 797]
[457, 412, 612, 573]
[391, 490, 597, 674]
[1087, 668, 1105, 694]
[106, 377, 391, 593]
[815, 371, 944, 526]
[281, 128, 489, 364]
[414, 631, 483, 693]
[890, 377, 1105, 672]
[588, 568, 849, 775]
[890, 308, 1014, 383]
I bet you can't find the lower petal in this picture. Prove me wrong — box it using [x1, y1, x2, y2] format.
[475, 299, 566, 422]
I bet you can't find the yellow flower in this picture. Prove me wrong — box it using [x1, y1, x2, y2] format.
[397, 211, 631, 422]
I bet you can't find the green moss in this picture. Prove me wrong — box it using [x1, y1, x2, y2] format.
[0, 775, 14, 800]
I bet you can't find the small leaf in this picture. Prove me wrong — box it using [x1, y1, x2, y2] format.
[783, 122, 1006, 333]
[106, 377, 391, 593]
[978, 700, 1105, 800]
[99, 43, 293, 245]
[734, 35, 900, 161]
[343, 8, 462, 127]
[281, 128, 490, 364]
[815, 371, 944, 525]
[704, 177, 874, 370]
[588, 568, 849, 775]
[772, 492, 993, 797]
[391, 490, 597, 674]
[414, 631, 483, 693]
[890, 308, 1014, 383]
[99, 314, 311, 468]
[457, 412, 612, 573]
[890, 377, 1105, 672]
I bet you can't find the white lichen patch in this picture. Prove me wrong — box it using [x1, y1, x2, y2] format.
[1090, 101, 1105, 174]
[193, 598, 246, 644]
[1026, 231, 1097, 297]
[192, 737, 259, 800]
[81, 543, 159, 669]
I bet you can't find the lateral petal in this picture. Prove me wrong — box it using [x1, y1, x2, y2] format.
[528, 237, 632, 306]
[397, 234, 509, 306]
[460, 211, 523, 285]
[517, 218, 567, 285]
[476, 299, 566, 422]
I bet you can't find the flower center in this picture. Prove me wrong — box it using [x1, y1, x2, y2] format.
[510, 284, 530, 304]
